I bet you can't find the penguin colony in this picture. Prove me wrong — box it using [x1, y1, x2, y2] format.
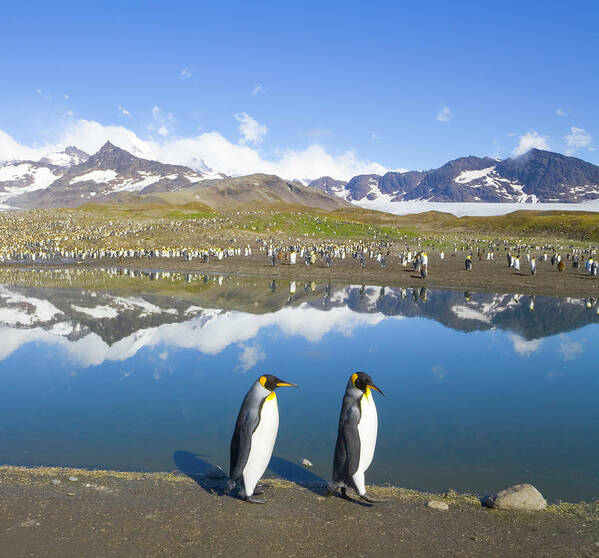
[0, 210, 597, 279]
[228, 372, 384, 504]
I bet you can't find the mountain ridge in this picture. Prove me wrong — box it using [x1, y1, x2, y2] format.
[0, 142, 348, 211]
[1, 142, 599, 209]
[309, 149, 599, 204]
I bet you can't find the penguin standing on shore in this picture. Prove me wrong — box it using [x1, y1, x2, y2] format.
[227, 374, 297, 503]
[465, 254, 473, 271]
[327, 372, 384, 503]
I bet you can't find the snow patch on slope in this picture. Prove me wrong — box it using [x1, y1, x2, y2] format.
[0, 164, 62, 204]
[71, 170, 118, 184]
[71, 304, 119, 319]
[0, 287, 64, 326]
[454, 166, 495, 184]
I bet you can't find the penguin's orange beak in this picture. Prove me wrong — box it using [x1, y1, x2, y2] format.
[367, 384, 385, 396]
[276, 381, 298, 388]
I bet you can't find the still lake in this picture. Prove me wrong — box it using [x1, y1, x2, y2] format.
[0, 268, 598, 502]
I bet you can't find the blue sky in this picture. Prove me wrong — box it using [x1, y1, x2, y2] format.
[0, 0, 597, 179]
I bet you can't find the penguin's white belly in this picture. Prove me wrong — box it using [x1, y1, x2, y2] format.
[243, 394, 279, 495]
[352, 390, 378, 495]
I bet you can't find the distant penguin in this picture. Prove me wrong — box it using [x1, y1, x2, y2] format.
[558, 259, 566, 272]
[327, 372, 384, 503]
[513, 256, 520, 272]
[227, 374, 297, 503]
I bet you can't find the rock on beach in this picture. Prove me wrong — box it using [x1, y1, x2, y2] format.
[482, 484, 547, 511]
[427, 500, 449, 511]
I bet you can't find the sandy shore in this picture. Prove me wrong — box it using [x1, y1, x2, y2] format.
[1, 466, 597, 558]
[3, 251, 599, 298]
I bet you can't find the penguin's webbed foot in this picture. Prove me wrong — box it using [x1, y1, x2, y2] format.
[325, 482, 338, 498]
[341, 487, 354, 501]
[225, 480, 236, 495]
[253, 483, 266, 496]
[359, 493, 380, 504]
[245, 495, 267, 504]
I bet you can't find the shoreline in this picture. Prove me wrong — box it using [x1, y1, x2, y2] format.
[1, 465, 597, 557]
[1, 251, 599, 298]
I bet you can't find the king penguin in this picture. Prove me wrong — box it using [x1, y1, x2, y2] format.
[227, 374, 297, 503]
[327, 372, 384, 503]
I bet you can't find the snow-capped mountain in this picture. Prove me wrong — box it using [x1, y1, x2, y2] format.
[39, 146, 90, 167]
[0, 161, 62, 205]
[309, 150, 599, 205]
[1, 142, 223, 208]
[0, 146, 93, 205]
[3, 143, 598, 209]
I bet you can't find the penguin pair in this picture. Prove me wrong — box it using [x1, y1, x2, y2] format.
[227, 372, 384, 504]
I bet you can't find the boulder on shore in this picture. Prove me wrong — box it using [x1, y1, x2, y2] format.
[482, 484, 547, 511]
[427, 500, 449, 511]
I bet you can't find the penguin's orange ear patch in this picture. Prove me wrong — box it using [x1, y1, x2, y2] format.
[351, 373, 358, 386]
[259, 376, 267, 387]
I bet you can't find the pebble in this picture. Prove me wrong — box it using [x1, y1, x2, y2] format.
[427, 500, 449, 511]
[482, 484, 547, 511]
[51, 479, 61, 485]
[300, 458, 313, 468]
[68, 476, 78, 482]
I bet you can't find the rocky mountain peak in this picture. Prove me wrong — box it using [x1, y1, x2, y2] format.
[88, 141, 136, 169]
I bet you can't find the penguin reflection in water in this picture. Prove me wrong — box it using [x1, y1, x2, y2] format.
[227, 374, 297, 503]
[327, 372, 384, 503]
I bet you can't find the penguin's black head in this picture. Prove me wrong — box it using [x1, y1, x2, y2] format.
[351, 371, 385, 396]
[259, 374, 298, 391]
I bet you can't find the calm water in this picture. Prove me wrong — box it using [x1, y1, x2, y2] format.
[0, 269, 598, 502]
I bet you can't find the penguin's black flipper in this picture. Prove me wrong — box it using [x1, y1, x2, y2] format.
[338, 403, 361, 479]
[229, 401, 260, 484]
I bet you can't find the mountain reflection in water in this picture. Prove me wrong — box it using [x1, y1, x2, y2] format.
[0, 267, 597, 502]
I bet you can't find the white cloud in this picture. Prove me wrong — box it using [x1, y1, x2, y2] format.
[180, 68, 192, 79]
[512, 129, 550, 156]
[432, 364, 445, 379]
[508, 333, 542, 356]
[251, 84, 264, 96]
[64, 94, 69, 100]
[149, 106, 174, 138]
[65, 110, 74, 117]
[436, 106, 452, 123]
[555, 108, 568, 117]
[234, 112, 268, 145]
[559, 335, 583, 361]
[564, 126, 592, 155]
[0, 118, 388, 181]
[0, 303, 387, 367]
[117, 105, 131, 117]
[235, 342, 266, 373]
[35, 89, 42, 95]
